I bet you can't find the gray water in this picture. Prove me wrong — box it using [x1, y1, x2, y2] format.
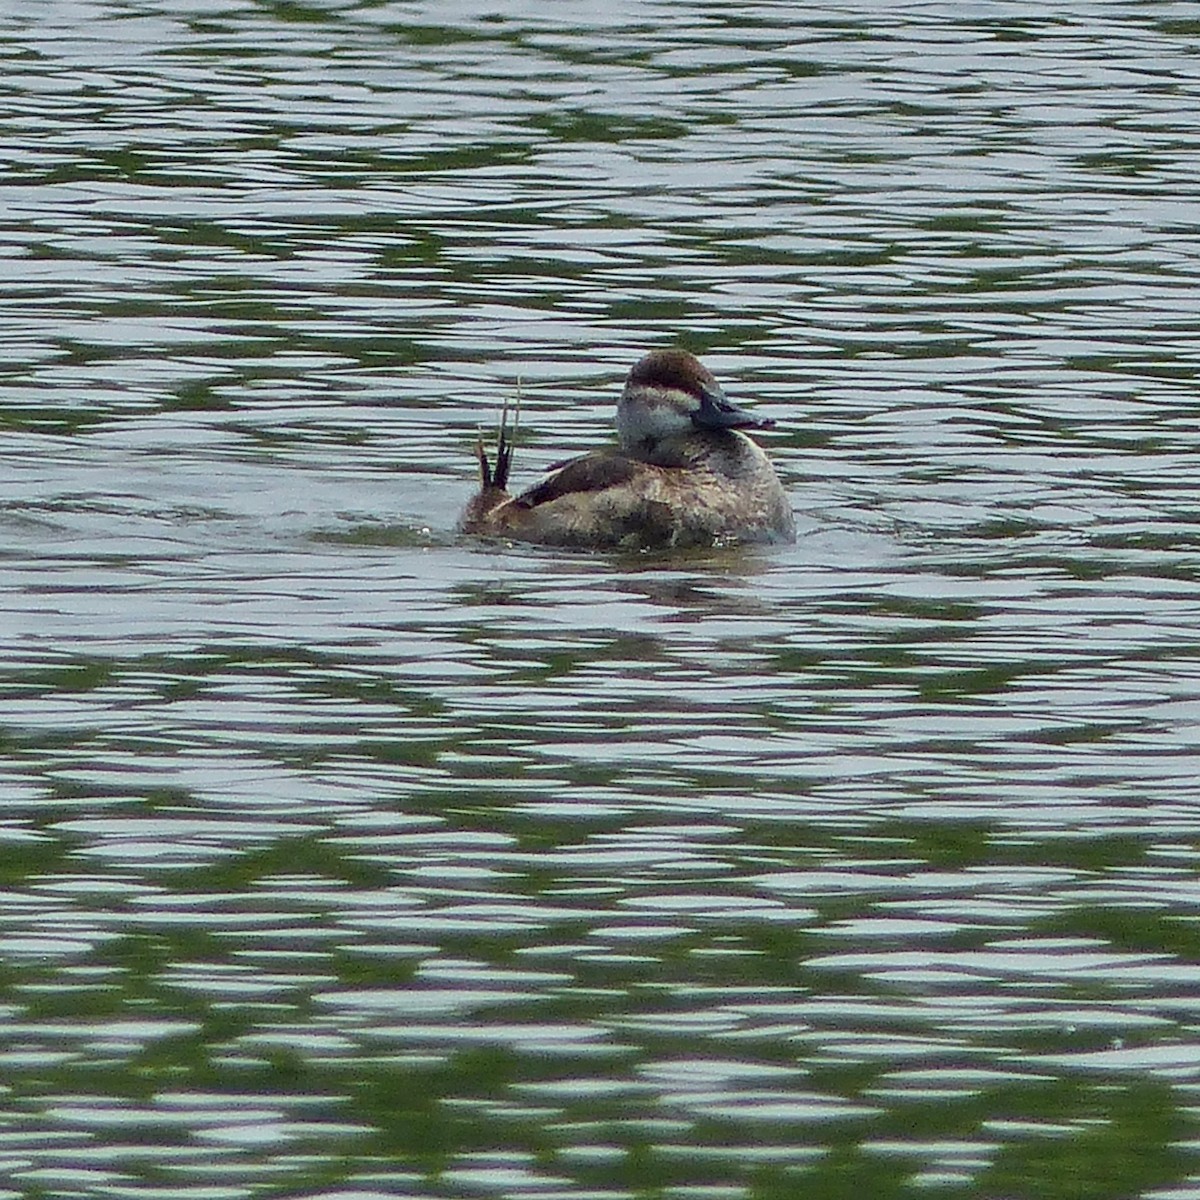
[4, 3, 1200, 1198]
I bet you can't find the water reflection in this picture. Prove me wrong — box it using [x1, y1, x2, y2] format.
[5, 0, 1200, 1197]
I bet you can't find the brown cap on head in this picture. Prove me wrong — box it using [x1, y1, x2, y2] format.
[626, 349, 715, 396]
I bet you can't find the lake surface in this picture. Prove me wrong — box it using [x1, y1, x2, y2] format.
[4, 2, 1200, 1197]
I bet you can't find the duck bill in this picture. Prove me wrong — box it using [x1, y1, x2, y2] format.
[692, 383, 775, 431]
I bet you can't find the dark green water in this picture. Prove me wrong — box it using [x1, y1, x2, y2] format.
[4, 3, 1200, 1198]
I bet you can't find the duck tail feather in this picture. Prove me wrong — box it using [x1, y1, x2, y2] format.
[475, 434, 493, 488]
[497, 392, 522, 490]
[473, 387, 521, 492]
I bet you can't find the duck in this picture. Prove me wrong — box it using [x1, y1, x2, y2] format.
[458, 349, 795, 550]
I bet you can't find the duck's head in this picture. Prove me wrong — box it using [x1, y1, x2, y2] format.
[616, 349, 774, 451]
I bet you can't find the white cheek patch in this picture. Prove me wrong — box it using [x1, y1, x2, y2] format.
[616, 386, 694, 447]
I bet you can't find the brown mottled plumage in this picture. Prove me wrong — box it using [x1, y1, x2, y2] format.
[459, 350, 794, 551]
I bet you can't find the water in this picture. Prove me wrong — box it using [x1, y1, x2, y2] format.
[4, 2, 1200, 1197]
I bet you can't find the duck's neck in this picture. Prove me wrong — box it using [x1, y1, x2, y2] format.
[627, 429, 736, 468]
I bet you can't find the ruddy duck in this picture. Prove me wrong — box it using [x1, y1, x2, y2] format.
[458, 349, 795, 550]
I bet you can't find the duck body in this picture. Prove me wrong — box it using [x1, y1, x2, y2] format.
[459, 350, 795, 551]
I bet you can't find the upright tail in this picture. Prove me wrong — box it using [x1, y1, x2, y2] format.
[460, 399, 518, 534]
[475, 398, 516, 490]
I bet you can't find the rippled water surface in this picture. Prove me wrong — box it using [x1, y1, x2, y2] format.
[5, 2, 1200, 1197]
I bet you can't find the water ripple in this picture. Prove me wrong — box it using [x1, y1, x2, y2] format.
[5, 1, 1200, 1197]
